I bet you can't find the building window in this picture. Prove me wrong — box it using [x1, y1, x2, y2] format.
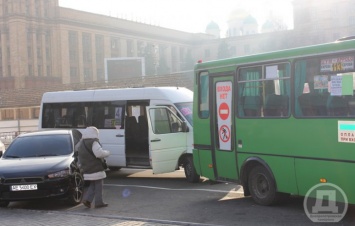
[69, 50, 77, 62]
[28, 65, 33, 76]
[26, 1, 30, 15]
[70, 67, 77, 77]
[28, 47, 32, 58]
[83, 33, 92, 63]
[35, 0, 40, 17]
[46, 47, 50, 60]
[97, 68, 104, 81]
[37, 47, 41, 59]
[38, 65, 42, 76]
[47, 65, 51, 76]
[68, 31, 78, 65]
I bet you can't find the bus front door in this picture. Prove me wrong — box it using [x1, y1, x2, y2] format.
[211, 77, 238, 180]
[146, 106, 188, 174]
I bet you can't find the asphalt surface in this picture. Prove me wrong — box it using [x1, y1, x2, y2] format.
[0, 206, 218, 226]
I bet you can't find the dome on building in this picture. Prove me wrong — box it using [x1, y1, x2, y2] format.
[243, 15, 257, 25]
[227, 8, 258, 37]
[206, 21, 220, 30]
[206, 21, 220, 39]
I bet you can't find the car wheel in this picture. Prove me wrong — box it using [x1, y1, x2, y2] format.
[67, 171, 84, 205]
[184, 155, 200, 183]
[0, 200, 9, 207]
[248, 165, 280, 206]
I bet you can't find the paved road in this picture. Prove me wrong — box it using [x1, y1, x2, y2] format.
[3, 169, 355, 226]
[0, 207, 216, 226]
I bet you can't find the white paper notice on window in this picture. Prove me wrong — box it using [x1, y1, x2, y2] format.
[266, 65, 278, 79]
[331, 75, 342, 96]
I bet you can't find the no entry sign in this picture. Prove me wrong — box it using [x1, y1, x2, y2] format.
[219, 102, 229, 120]
[216, 81, 232, 150]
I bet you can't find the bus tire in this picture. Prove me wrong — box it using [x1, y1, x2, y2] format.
[248, 165, 279, 206]
[184, 156, 200, 183]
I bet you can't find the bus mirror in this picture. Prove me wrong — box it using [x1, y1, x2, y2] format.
[182, 122, 189, 132]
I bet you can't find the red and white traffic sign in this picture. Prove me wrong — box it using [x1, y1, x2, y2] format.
[216, 81, 232, 150]
[219, 125, 230, 143]
[219, 102, 229, 120]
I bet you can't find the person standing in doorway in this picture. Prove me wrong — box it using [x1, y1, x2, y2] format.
[76, 126, 110, 208]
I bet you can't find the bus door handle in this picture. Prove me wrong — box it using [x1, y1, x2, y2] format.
[151, 138, 161, 142]
[116, 134, 124, 137]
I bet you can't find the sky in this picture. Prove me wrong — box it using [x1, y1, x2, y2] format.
[59, 0, 293, 37]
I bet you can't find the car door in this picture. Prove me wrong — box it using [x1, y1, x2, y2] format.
[146, 106, 188, 174]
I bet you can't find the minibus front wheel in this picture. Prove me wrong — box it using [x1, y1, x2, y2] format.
[183, 155, 200, 183]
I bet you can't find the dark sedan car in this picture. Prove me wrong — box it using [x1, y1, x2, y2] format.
[0, 130, 84, 207]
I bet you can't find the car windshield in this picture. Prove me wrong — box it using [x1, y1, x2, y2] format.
[3, 134, 73, 158]
[175, 102, 193, 126]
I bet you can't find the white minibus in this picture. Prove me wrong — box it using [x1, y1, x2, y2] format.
[39, 87, 200, 182]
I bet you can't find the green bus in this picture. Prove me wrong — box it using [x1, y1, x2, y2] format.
[193, 37, 355, 205]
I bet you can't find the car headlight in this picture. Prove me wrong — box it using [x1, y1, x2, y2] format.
[48, 169, 70, 178]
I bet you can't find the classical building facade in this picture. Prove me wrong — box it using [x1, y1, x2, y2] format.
[0, 0, 215, 91]
[1, 0, 355, 91]
[1, 0, 355, 124]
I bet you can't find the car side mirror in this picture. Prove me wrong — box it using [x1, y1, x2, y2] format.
[0, 151, 3, 158]
[182, 122, 189, 132]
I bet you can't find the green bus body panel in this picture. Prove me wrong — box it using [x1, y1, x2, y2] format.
[215, 150, 238, 180]
[193, 39, 355, 204]
[295, 159, 355, 203]
[193, 149, 215, 180]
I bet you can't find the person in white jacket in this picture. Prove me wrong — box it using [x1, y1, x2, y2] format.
[76, 126, 110, 208]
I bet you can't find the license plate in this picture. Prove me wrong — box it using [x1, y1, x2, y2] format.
[11, 184, 38, 191]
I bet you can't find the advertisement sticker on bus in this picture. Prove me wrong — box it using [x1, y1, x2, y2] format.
[216, 81, 232, 150]
[320, 56, 354, 72]
[338, 121, 355, 143]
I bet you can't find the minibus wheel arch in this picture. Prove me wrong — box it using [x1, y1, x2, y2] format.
[179, 153, 200, 183]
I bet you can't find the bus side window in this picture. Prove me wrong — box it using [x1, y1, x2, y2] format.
[199, 72, 209, 118]
[238, 63, 290, 118]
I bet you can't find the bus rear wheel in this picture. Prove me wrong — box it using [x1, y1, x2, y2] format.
[248, 165, 279, 206]
[184, 156, 200, 183]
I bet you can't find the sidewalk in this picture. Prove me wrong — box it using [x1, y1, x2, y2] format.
[0, 207, 212, 226]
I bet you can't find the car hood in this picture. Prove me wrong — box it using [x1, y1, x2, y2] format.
[0, 156, 73, 178]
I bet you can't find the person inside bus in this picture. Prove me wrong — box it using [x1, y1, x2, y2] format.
[76, 126, 110, 208]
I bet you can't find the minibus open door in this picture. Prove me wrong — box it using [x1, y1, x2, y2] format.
[146, 106, 188, 174]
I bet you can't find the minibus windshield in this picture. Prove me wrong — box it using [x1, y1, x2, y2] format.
[175, 102, 193, 126]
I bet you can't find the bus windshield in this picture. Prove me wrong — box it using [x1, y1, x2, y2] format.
[175, 102, 193, 126]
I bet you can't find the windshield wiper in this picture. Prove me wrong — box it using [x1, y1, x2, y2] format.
[36, 154, 60, 157]
[5, 155, 21, 158]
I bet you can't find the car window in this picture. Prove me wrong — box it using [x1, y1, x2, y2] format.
[3, 134, 73, 158]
